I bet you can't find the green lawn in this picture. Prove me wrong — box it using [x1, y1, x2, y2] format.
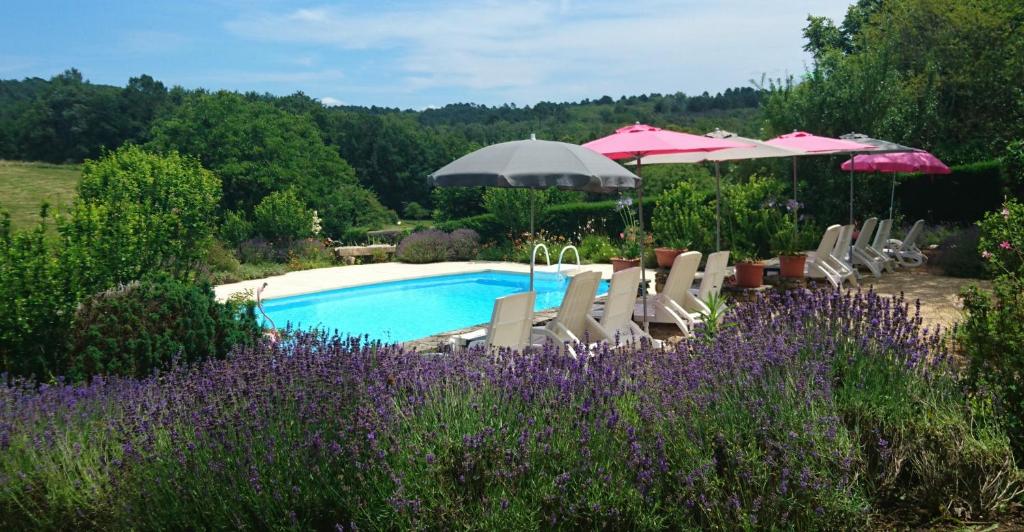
[0, 160, 81, 229]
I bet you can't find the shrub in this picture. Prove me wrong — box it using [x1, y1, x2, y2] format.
[962, 200, 1024, 456]
[403, 201, 430, 220]
[0, 146, 223, 378]
[653, 180, 714, 251]
[60, 144, 221, 284]
[253, 189, 313, 243]
[436, 213, 505, 243]
[205, 240, 241, 275]
[1, 290, 1017, 529]
[286, 238, 335, 270]
[932, 226, 987, 278]
[220, 210, 253, 246]
[1002, 139, 1024, 195]
[66, 273, 259, 381]
[579, 234, 616, 263]
[483, 188, 583, 238]
[315, 186, 395, 237]
[395, 229, 451, 263]
[448, 229, 480, 260]
[721, 175, 789, 260]
[431, 186, 486, 221]
[237, 237, 282, 263]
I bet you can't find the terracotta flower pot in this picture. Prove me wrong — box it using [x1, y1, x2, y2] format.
[654, 247, 686, 268]
[734, 261, 765, 288]
[611, 257, 641, 272]
[778, 254, 807, 279]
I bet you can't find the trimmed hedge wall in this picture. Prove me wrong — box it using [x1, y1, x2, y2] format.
[898, 159, 1003, 224]
[438, 196, 660, 243]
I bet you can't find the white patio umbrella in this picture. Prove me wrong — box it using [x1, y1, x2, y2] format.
[629, 130, 806, 250]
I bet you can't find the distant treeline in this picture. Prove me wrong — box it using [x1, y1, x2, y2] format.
[0, 71, 762, 211]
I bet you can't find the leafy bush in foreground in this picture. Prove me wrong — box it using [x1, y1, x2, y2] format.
[0, 289, 1018, 529]
[395, 229, 451, 263]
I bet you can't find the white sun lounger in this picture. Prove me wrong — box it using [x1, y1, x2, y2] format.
[832, 223, 855, 271]
[466, 291, 536, 352]
[852, 217, 888, 278]
[529, 270, 602, 358]
[689, 250, 730, 304]
[806, 224, 858, 288]
[588, 267, 657, 349]
[633, 251, 703, 336]
[888, 219, 927, 267]
[871, 219, 897, 271]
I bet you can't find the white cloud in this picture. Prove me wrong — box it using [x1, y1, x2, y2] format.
[319, 96, 344, 106]
[225, 0, 851, 104]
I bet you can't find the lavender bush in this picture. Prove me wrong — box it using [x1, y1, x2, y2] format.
[447, 228, 480, 260]
[0, 289, 1019, 529]
[395, 229, 451, 263]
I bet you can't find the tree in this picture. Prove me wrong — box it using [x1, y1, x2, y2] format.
[147, 91, 359, 212]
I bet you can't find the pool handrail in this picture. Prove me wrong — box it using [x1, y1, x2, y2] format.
[556, 245, 581, 275]
[530, 243, 550, 291]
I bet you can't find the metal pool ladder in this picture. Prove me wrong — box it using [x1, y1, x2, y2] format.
[530, 244, 581, 291]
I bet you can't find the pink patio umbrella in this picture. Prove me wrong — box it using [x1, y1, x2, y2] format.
[840, 150, 951, 219]
[583, 123, 750, 331]
[765, 131, 877, 224]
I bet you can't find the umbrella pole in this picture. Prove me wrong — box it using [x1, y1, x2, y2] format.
[889, 172, 896, 220]
[637, 157, 649, 334]
[529, 188, 535, 292]
[792, 157, 798, 229]
[715, 162, 721, 251]
[849, 153, 855, 225]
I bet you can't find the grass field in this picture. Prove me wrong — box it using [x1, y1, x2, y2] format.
[0, 160, 81, 229]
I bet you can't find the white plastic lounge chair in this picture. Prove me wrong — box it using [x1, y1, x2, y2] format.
[689, 250, 730, 303]
[871, 219, 897, 271]
[466, 291, 536, 352]
[589, 267, 657, 348]
[832, 224, 855, 271]
[633, 251, 703, 336]
[530, 270, 602, 357]
[852, 218, 887, 278]
[806, 225, 859, 288]
[888, 219, 927, 267]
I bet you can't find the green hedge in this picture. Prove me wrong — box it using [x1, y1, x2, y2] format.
[439, 196, 661, 244]
[898, 159, 1003, 224]
[435, 213, 505, 242]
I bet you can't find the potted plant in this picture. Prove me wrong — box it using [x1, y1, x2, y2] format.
[612, 196, 643, 272]
[732, 246, 766, 288]
[772, 218, 806, 279]
[612, 225, 643, 272]
[655, 237, 690, 268]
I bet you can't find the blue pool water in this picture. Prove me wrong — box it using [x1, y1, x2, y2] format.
[260, 270, 609, 343]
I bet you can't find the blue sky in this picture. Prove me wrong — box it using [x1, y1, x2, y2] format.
[1, 0, 850, 109]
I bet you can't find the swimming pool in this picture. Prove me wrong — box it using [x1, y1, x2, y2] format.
[259, 270, 609, 343]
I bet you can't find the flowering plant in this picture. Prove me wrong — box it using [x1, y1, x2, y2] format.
[615, 196, 642, 259]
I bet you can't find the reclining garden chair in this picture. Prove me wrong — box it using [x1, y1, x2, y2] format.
[633, 251, 703, 336]
[871, 218, 897, 272]
[529, 270, 602, 358]
[466, 291, 536, 352]
[806, 224, 858, 288]
[888, 219, 927, 267]
[588, 267, 658, 349]
[851, 217, 888, 278]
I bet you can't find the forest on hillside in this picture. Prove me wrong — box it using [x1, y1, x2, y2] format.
[0, 0, 1021, 235]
